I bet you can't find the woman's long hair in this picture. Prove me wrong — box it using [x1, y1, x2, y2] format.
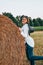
[20, 15, 30, 24]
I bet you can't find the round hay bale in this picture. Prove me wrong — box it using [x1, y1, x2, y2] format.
[0, 15, 25, 65]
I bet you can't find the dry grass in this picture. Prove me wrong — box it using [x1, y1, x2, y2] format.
[31, 31, 43, 65]
[0, 15, 25, 65]
[31, 31, 43, 56]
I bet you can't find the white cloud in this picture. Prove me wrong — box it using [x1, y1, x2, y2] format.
[0, 0, 43, 18]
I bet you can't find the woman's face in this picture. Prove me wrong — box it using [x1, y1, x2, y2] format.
[22, 17, 28, 24]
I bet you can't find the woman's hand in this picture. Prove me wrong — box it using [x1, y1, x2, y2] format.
[19, 27, 22, 31]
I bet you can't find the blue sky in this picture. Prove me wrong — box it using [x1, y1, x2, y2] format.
[0, 0, 43, 18]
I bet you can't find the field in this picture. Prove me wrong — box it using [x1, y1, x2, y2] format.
[34, 26, 43, 31]
[24, 31, 43, 65]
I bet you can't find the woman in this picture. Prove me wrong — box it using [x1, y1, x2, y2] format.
[19, 15, 43, 65]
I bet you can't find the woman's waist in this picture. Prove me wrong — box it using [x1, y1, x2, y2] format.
[25, 36, 34, 47]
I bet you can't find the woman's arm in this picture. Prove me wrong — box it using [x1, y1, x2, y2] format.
[19, 25, 29, 38]
[21, 25, 28, 38]
[21, 28, 28, 38]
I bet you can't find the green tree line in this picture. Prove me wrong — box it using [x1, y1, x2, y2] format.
[2, 12, 43, 27]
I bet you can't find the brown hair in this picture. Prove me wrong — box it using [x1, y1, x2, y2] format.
[20, 15, 30, 24]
